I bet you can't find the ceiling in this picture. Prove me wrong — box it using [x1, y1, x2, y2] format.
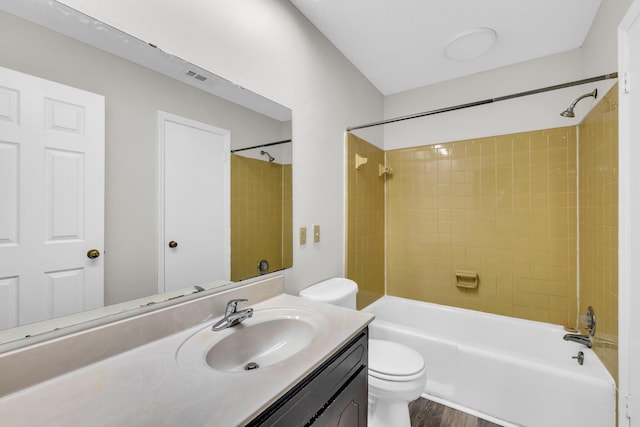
[289, 0, 602, 95]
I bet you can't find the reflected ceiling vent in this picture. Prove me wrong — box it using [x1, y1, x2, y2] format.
[184, 70, 208, 82]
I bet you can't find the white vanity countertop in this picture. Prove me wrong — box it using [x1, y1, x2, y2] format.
[0, 294, 374, 426]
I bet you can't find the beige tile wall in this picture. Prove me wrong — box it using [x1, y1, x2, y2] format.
[283, 165, 293, 269]
[578, 84, 618, 383]
[385, 127, 578, 325]
[230, 155, 291, 281]
[345, 89, 619, 382]
[346, 133, 386, 309]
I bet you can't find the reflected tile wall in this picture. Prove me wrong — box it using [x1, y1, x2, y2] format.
[385, 127, 578, 325]
[230, 155, 288, 281]
[283, 165, 293, 268]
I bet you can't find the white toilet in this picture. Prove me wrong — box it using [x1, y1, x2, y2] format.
[299, 278, 426, 427]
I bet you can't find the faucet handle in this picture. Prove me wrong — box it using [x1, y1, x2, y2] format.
[225, 298, 248, 315]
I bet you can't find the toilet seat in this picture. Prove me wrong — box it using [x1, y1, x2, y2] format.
[299, 279, 426, 427]
[368, 339, 425, 382]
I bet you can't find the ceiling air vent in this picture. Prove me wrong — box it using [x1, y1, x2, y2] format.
[184, 70, 208, 82]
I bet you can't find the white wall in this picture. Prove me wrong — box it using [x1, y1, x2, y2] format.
[582, 0, 633, 76]
[383, 49, 619, 150]
[56, 0, 384, 294]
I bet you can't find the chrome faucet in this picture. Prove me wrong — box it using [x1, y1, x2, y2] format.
[563, 333, 592, 348]
[211, 298, 253, 331]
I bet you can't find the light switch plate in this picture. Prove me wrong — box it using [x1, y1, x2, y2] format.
[313, 224, 320, 243]
[300, 227, 307, 245]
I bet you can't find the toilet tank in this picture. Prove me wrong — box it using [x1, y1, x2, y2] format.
[299, 278, 358, 309]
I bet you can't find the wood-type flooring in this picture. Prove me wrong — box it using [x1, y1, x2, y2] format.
[409, 398, 503, 427]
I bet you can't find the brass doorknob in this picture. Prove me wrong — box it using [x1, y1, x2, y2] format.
[87, 249, 100, 259]
[168, 241, 178, 248]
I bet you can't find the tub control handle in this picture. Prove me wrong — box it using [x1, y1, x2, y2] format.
[572, 351, 584, 365]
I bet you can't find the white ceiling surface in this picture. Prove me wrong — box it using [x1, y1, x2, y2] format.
[290, 0, 602, 95]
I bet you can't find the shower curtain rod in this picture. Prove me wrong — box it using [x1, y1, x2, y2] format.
[230, 138, 291, 153]
[346, 72, 618, 132]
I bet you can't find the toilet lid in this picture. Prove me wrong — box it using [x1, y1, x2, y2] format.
[369, 339, 425, 381]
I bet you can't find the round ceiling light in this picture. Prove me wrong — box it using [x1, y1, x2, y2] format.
[444, 27, 497, 61]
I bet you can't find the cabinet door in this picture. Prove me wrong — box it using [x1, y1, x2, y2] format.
[248, 329, 368, 426]
[311, 368, 368, 427]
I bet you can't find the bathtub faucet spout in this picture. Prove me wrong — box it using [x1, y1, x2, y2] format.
[563, 333, 592, 348]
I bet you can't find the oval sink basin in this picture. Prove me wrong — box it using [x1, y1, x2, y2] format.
[177, 307, 327, 373]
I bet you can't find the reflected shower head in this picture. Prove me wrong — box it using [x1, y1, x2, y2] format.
[260, 150, 275, 162]
[560, 88, 598, 118]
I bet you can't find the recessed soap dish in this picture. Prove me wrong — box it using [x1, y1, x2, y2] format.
[455, 270, 478, 289]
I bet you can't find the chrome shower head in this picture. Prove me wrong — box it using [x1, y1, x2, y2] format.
[560, 88, 598, 118]
[560, 108, 575, 118]
[260, 150, 275, 163]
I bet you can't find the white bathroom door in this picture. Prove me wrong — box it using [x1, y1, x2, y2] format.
[0, 65, 105, 330]
[158, 112, 230, 293]
[618, 1, 640, 425]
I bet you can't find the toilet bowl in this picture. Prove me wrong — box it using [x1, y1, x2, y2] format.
[367, 339, 426, 427]
[299, 278, 426, 427]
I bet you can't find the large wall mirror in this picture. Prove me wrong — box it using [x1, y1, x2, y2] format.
[0, 0, 292, 346]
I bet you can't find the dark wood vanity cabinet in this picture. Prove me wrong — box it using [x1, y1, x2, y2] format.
[247, 328, 369, 427]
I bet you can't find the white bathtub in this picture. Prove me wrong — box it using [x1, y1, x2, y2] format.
[363, 296, 616, 427]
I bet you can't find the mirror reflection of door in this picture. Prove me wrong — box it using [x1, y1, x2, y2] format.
[157, 112, 230, 293]
[0, 66, 105, 330]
